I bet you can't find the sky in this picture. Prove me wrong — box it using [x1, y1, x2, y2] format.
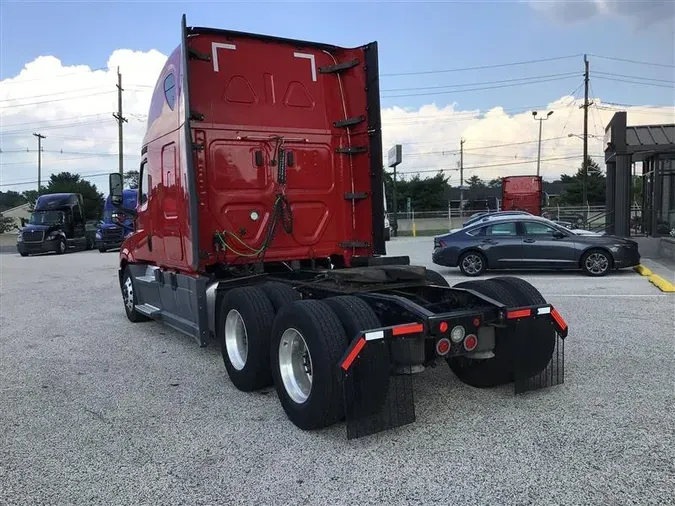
[1, 0, 674, 195]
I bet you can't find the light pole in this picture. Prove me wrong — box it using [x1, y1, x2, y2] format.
[532, 110, 553, 176]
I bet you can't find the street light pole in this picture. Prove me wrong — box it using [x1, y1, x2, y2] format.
[532, 110, 553, 176]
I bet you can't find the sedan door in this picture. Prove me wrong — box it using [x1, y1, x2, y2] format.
[480, 221, 524, 268]
[519, 220, 577, 268]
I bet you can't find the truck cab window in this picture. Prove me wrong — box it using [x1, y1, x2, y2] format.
[139, 160, 150, 206]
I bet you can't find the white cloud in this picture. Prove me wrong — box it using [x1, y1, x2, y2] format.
[1, 49, 674, 194]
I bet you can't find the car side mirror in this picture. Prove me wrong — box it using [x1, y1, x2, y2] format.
[553, 230, 566, 239]
[109, 173, 123, 206]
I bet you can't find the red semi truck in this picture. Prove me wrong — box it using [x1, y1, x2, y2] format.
[501, 175, 549, 216]
[108, 15, 568, 438]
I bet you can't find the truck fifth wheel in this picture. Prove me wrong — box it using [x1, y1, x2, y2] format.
[108, 15, 569, 439]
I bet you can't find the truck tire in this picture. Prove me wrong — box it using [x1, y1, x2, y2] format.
[270, 299, 348, 430]
[488, 276, 556, 377]
[260, 281, 301, 313]
[218, 286, 276, 392]
[446, 279, 520, 388]
[56, 238, 67, 255]
[121, 268, 151, 323]
[324, 295, 390, 417]
[99, 247, 107, 253]
[458, 250, 487, 277]
[425, 268, 450, 287]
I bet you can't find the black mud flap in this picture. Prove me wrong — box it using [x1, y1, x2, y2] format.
[513, 321, 565, 394]
[340, 337, 416, 439]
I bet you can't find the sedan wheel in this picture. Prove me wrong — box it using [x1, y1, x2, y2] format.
[582, 250, 611, 276]
[459, 251, 486, 276]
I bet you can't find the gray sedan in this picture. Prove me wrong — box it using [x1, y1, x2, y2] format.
[432, 215, 640, 277]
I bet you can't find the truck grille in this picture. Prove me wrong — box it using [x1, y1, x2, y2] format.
[23, 230, 44, 243]
[102, 226, 124, 242]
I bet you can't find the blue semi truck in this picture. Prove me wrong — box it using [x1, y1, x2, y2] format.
[95, 189, 138, 252]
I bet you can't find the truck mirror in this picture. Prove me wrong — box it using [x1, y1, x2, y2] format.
[109, 173, 123, 205]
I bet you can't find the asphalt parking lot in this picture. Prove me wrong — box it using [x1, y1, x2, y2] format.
[1, 240, 673, 506]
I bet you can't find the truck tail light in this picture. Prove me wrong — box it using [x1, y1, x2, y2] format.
[463, 334, 478, 351]
[436, 338, 451, 356]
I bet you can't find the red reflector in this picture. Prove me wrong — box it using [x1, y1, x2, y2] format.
[506, 308, 532, 319]
[340, 337, 366, 371]
[439, 321, 449, 333]
[392, 323, 424, 336]
[463, 334, 478, 351]
[550, 308, 568, 331]
[436, 338, 451, 356]
[473, 317, 480, 327]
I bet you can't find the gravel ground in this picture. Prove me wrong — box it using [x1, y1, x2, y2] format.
[0, 242, 673, 506]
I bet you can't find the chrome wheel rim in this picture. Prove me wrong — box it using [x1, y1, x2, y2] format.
[278, 328, 313, 404]
[225, 309, 248, 371]
[585, 252, 608, 274]
[123, 277, 134, 312]
[462, 254, 483, 275]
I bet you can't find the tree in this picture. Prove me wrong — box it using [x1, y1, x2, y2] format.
[558, 157, 606, 206]
[487, 178, 502, 189]
[466, 175, 485, 189]
[124, 170, 139, 189]
[22, 189, 41, 209]
[0, 190, 27, 212]
[0, 213, 16, 233]
[383, 169, 450, 213]
[40, 172, 105, 220]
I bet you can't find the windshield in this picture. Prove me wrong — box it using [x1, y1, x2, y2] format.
[29, 210, 65, 225]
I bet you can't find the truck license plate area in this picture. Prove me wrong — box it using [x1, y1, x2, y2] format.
[341, 338, 416, 440]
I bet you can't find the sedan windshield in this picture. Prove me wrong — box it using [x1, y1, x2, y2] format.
[29, 210, 64, 225]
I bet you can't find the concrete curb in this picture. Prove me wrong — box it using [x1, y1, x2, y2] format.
[648, 274, 675, 293]
[634, 264, 653, 276]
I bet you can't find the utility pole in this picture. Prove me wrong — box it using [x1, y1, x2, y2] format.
[582, 54, 591, 208]
[112, 67, 128, 177]
[459, 138, 465, 218]
[532, 110, 554, 176]
[32, 133, 46, 193]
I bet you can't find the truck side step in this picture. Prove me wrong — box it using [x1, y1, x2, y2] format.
[334, 116, 365, 128]
[344, 192, 368, 201]
[319, 59, 359, 74]
[335, 146, 367, 155]
[135, 304, 161, 317]
[340, 241, 369, 248]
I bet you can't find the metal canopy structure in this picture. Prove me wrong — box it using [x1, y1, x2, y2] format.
[604, 112, 675, 237]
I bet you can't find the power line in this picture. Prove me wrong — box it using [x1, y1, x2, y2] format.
[0, 153, 138, 167]
[403, 136, 572, 157]
[0, 148, 137, 157]
[588, 54, 675, 69]
[592, 76, 674, 89]
[0, 171, 112, 187]
[0, 113, 109, 129]
[0, 87, 111, 103]
[380, 72, 580, 93]
[380, 54, 582, 77]
[592, 71, 675, 84]
[0, 91, 116, 109]
[382, 75, 580, 99]
[0, 67, 108, 85]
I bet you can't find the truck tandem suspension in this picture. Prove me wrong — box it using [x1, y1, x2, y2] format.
[120, 257, 568, 439]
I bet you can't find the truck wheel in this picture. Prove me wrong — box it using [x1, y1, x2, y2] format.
[488, 276, 556, 377]
[260, 282, 301, 313]
[19, 252, 28, 257]
[425, 268, 450, 287]
[324, 295, 389, 418]
[270, 300, 348, 430]
[99, 246, 107, 253]
[446, 279, 519, 388]
[121, 268, 151, 323]
[218, 286, 276, 392]
[458, 251, 486, 277]
[56, 238, 67, 255]
[581, 249, 612, 277]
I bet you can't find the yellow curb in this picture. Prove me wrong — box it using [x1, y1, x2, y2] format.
[634, 264, 653, 276]
[648, 274, 675, 293]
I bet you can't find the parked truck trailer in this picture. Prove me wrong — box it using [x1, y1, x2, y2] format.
[108, 15, 569, 438]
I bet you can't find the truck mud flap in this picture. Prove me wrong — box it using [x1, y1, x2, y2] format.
[511, 306, 567, 394]
[339, 337, 416, 440]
